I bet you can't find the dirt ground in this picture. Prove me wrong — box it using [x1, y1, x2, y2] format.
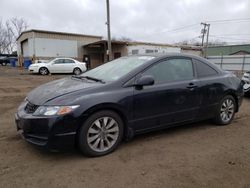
[0, 66, 250, 188]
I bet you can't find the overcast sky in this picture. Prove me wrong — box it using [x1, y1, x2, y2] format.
[1, 0, 250, 44]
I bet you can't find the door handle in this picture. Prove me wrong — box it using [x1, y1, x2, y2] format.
[187, 83, 198, 89]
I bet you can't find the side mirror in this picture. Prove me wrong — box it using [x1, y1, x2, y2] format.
[135, 75, 154, 87]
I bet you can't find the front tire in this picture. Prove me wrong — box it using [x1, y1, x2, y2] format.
[214, 95, 236, 125]
[2, 62, 6, 66]
[78, 110, 124, 157]
[39, 67, 49, 75]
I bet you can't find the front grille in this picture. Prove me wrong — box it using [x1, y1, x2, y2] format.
[25, 102, 38, 114]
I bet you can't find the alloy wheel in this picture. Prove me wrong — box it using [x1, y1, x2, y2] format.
[87, 117, 119, 152]
[220, 98, 235, 123]
[40, 68, 48, 75]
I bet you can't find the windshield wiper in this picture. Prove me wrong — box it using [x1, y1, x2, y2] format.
[72, 75, 105, 83]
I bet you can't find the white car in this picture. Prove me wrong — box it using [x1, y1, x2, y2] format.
[29, 58, 87, 75]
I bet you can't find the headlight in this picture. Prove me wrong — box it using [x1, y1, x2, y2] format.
[33, 105, 80, 116]
[30, 65, 38, 67]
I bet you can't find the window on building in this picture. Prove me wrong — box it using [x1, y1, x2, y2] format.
[142, 58, 194, 84]
[145, 49, 154, 53]
[194, 59, 218, 78]
[132, 50, 139, 55]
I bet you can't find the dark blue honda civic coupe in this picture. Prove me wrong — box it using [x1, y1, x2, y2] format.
[15, 53, 244, 156]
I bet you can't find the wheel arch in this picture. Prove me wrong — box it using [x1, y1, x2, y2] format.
[76, 103, 130, 142]
[224, 91, 239, 112]
[73, 67, 82, 73]
[39, 66, 49, 73]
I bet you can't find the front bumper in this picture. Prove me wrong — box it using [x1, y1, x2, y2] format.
[15, 104, 81, 151]
[28, 66, 39, 73]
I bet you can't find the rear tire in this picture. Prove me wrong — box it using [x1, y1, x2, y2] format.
[73, 67, 82, 75]
[78, 110, 124, 157]
[213, 95, 236, 125]
[2, 62, 6, 66]
[39, 67, 49, 75]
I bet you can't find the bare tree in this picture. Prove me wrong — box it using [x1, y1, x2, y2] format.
[112, 36, 133, 42]
[0, 17, 28, 54]
[0, 20, 8, 54]
[176, 39, 227, 47]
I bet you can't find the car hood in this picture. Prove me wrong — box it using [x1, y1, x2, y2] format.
[27, 77, 102, 105]
[30, 62, 48, 67]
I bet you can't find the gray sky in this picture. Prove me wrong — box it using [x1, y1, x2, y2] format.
[1, 0, 250, 44]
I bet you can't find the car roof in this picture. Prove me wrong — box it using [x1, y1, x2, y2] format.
[55, 57, 73, 59]
[130, 53, 222, 73]
[133, 52, 201, 59]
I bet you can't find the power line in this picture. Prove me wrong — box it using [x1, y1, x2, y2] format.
[212, 34, 250, 36]
[161, 23, 199, 33]
[206, 18, 250, 23]
[141, 17, 250, 39]
[141, 23, 200, 38]
[148, 18, 250, 36]
[138, 17, 250, 44]
[210, 35, 250, 41]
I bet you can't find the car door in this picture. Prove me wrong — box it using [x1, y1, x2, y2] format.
[192, 58, 222, 120]
[63, 59, 75, 73]
[49, 59, 65, 73]
[132, 57, 200, 131]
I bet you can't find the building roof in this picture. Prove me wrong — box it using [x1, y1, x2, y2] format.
[17, 29, 102, 41]
[179, 45, 202, 51]
[206, 44, 250, 56]
[208, 44, 250, 48]
[84, 39, 177, 48]
[229, 50, 250, 55]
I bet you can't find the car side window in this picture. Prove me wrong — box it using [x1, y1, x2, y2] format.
[64, 59, 75, 64]
[142, 58, 194, 84]
[194, 59, 218, 78]
[54, 59, 64, 64]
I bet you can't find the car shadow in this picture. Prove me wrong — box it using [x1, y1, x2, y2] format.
[124, 120, 215, 144]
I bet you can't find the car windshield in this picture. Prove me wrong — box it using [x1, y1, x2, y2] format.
[81, 56, 155, 82]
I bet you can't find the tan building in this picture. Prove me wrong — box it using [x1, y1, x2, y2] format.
[17, 29, 182, 68]
[84, 40, 181, 68]
[180, 45, 202, 56]
[16, 29, 102, 65]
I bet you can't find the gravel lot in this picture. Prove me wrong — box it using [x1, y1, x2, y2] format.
[0, 66, 250, 188]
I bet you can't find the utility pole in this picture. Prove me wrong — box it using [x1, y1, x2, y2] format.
[200, 23, 207, 46]
[205, 24, 210, 58]
[106, 0, 112, 61]
[200, 22, 210, 57]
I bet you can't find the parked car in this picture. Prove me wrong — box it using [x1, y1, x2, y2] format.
[242, 71, 250, 95]
[15, 53, 244, 157]
[28, 58, 87, 75]
[0, 56, 17, 66]
[0, 56, 8, 66]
